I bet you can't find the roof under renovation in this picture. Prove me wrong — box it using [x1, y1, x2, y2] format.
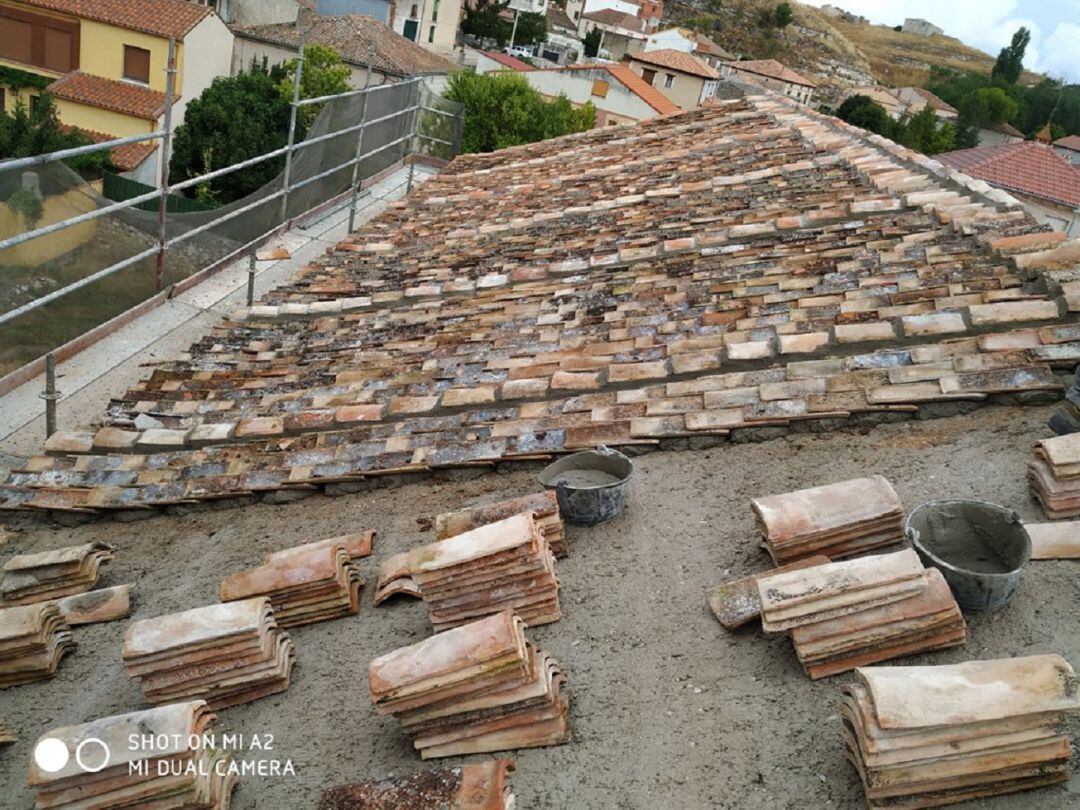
[5, 95, 1080, 515]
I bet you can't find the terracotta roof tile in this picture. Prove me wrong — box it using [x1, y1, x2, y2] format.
[482, 51, 535, 72]
[629, 48, 719, 79]
[15, 0, 211, 39]
[939, 141, 1080, 208]
[581, 8, 646, 32]
[49, 72, 169, 120]
[903, 86, 957, 114]
[232, 15, 456, 77]
[725, 59, 815, 88]
[546, 5, 576, 32]
[555, 64, 681, 115]
[66, 125, 159, 171]
[1054, 135, 1080, 152]
[4, 95, 1079, 513]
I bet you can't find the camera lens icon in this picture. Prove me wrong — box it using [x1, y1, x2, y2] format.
[33, 737, 110, 774]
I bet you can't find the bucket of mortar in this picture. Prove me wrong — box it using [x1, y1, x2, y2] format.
[905, 499, 1031, 613]
[538, 445, 634, 526]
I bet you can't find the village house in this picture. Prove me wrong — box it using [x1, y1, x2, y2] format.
[578, 8, 647, 61]
[939, 141, 1080, 235]
[978, 120, 1025, 147]
[845, 86, 906, 119]
[890, 86, 957, 122]
[231, 14, 457, 92]
[0, 0, 232, 183]
[566, 0, 659, 30]
[474, 50, 533, 75]
[523, 63, 679, 126]
[720, 59, 814, 105]
[645, 27, 734, 69]
[1053, 135, 1080, 165]
[624, 48, 718, 109]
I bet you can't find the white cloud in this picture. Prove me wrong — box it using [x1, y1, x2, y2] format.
[1040, 22, 1080, 81]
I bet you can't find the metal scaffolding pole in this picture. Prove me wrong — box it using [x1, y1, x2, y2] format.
[279, 27, 307, 225]
[347, 38, 377, 234]
[41, 353, 58, 438]
[155, 38, 177, 292]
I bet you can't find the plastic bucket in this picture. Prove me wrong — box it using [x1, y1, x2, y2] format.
[538, 445, 634, 526]
[905, 499, 1031, 613]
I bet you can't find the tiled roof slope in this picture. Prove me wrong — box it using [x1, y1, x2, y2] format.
[49, 72, 169, 120]
[727, 59, 815, 88]
[1055, 135, 1080, 152]
[630, 49, 718, 79]
[904, 87, 957, 115]
[939, 142, 1080, 208]
[482, 51, 535, 72]
[582, 8, 645, 32]
[232, 15, 456, 77]
[556, 64, 681, 115]
[16, 0, 211, 39]
[6, 96, 1080, 514]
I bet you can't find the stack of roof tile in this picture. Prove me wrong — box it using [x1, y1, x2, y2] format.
[0, 602, 75, 687]
[759, 549, 965, 678]
[842, 654, 1080, 808]
[752, 476, 905, 563]
[1, 543, 115, 605]
[28, 701, 237, 809]
[317, 759, 516, 809]
[436, 491, 567, 558]
[369, 610, 570, 759]
[379, 512, 560, 630]
[1028, 434, 1080, 518]
[219, 534, 371, 627]
[122, 597, 294, 709]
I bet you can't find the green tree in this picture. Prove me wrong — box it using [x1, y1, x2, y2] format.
[0, 94, 105, 173]
[899, 106, 955, 155]
[462, 0, 511, 45]
[774, 2, 794, 27]
[582, 28, 602, 58]
[445, 71, 594, 154]
[512, 11, 547, 48]
[992, 26, 1029, 85]
[836, 95, 896, 139]
[279, 43, 351, 131]
[169, 67, 292, 205]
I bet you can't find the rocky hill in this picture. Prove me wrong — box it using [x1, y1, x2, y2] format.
[665, 0, 1029, 107]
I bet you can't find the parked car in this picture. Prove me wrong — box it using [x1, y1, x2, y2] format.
[504, 45, 534, 59]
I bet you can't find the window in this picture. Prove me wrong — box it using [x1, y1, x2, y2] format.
[432, 0, 439, 22]
[591, 78, 609, 98]
[29, 94, 41, 114]
[641, 68, 656, 86]
[0, 7, 78, 73]
[123, 44, 151, 83]
[410, 4, 419, 18]
[428, 24, 435, 43]
[664, 73, 674, 88]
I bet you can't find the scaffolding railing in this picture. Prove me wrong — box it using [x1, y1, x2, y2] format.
[0, 38, 463, 407]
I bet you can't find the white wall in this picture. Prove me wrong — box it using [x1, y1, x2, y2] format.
[524, 69, 661, 123]
[180, 15, 236, 126]
[1012, 192, 1080, 237]
[583, 0, 639, 15]
[646, 29, 693, 53]
[391, 0, 461, 55]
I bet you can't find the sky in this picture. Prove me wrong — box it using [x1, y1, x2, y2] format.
[802, 0, 1080, 82]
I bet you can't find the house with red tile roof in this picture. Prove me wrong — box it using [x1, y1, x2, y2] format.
[523, 63, 679, 126]
[890, 86, 957, 121]
[719, 59, 814, 105]
[939, 141, 1080, 235]
[231, 14, 457, 89]
[578, 8, 647, 60]
[0, 0, 233, 183]
[644, 27, 734, 69]
[624, 48, 718, 109]
[1053, 135, 1080, 166]
[475, 50, 536, 75]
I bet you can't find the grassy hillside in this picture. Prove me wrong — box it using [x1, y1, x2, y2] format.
[664, 0, 1041, 106]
